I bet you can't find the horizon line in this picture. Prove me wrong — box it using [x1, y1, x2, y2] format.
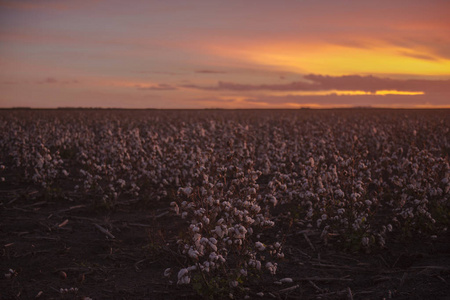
[1, 107, 449, 111]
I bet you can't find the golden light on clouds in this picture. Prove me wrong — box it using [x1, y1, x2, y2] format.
[374, 90, 425, 96]
[269, 90, 425, 97]
[211, 41, 450, 76]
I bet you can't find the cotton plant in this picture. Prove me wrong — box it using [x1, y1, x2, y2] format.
[169, 163, 283, 295]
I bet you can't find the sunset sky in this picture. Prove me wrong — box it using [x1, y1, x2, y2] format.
[1, 0, 449, 108]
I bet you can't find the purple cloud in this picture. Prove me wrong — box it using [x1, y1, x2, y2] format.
[181, 80, 319, 91]
[182, 74, 450, 94]
[41, 77, 58, 84]
[136, 83, 177, 91]
[195, 70, 227, 74]
[36, 77, 79, 84]
[252, 93, 450, 107]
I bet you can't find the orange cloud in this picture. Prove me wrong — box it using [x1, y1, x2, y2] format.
[204, 34, 450, 76]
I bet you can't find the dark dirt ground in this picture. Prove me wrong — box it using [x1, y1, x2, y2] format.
[1, 182, 449, 300]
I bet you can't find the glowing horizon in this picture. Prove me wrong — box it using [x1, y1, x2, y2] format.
[1, 0, 449, 109]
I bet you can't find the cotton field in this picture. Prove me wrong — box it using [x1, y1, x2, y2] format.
[1, 109, 449, 298]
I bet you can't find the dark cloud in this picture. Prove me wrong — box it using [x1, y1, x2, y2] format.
[136, 83, 177, 91]
[305, 74, 450, 93]
[41, 77, 58, 84]
[136, 71, 182, 76]
[182, 74, 450, 94]
[195, 70, 227, 74]
[36, 77, 79, 84]
[248, 93, 450, 107]
[181, 80, 318, 91]
[194, 97, 239, 103]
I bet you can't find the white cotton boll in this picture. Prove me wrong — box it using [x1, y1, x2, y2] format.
[209, 261, 216, 269]
[280, 278, 293, 283]
[182, 187, 193, 196]
[209, 252, 218, 261]
[214, 226, 224, 238]
[178, 275, 190, 285]
[117, 179, 126, 188]
[255, 241, 265, 251]
[230, 280, 238, 288]
[387, 224, 393, 232]
[217, 255, 226, 264]
[245, 216, 255, 224]
[187, 265, 197, 271]
[170, 202, 180, 214]
[181, 212, 188, 219]
[321, 214, 328, 220]
[361, 236, 369, 247]
[265, 262, 277, 275]
[256, 260, 261, 270]
[264, 220, 274, 227]
[251, 204, 261, 213]
[309, 157, 315, 168]
[177, 268, 189, 283]
[316, 219, 322, 228]
[193, 233, 202, 243]
[269, 196, 278, 206]
[335, 189, 344, 198]
[164, 268, 171, 277]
